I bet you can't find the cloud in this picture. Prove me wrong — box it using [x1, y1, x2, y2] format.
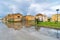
[27, 1, 60, 16]
[0, 0, 60, 18]
[50, 5, 60, 10]
[9, 5, 18, 13]
[27, 3, 49, 15]
[14, 0, 21, 2]
[13, 0, 32, 3]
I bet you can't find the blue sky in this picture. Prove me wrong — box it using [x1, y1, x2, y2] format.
[0, 0, 60, 18]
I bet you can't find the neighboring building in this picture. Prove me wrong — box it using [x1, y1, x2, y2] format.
[2, 16, 8, 22]
[35, 13, 48, 22]
[3, 13, 23, 22]
[51, 14, 60, 22]
[24, 15, 35, 21]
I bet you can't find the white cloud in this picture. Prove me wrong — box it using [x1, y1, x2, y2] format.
[27, 3, 49, 15]
[27, 2, 60, 17]
[14, 0, 32, 3]
[29, 3, 49, 10]
[50, 5, 60, 10]
[27, 13, 31, 15]
[0, 0, 60, 18]
[29, 3, 43, 11]
[14, 0, 22, 2]
[9, 5, 18, 13]
[26, 0, 32, 1]
[42, 10, 56, 16]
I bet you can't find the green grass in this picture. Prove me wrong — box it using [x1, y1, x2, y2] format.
[36, 22, 60, 29]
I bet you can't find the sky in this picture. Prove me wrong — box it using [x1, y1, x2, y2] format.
[0, 0, 60, 18]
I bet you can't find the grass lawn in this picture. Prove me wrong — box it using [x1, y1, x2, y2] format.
[36, 22, 60, 29]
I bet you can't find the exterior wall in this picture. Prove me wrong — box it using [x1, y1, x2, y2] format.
[38, 16, 43, 21]
[14, 18, 22, 21]
[25, 15, 35, 21]
[43, 16, 48, 22]
[13, 15, 23, 21]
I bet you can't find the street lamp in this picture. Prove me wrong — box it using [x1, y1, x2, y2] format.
[56, 9, 59, 22]
[56, 9, 59, 38]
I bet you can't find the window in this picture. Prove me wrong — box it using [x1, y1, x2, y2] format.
[17, 16, 20, 18]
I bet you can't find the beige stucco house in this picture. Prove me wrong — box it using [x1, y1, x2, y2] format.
[35, 13, 48, 22]
[51, 14, 60, 22]
[3, 13, 23, 22]
[24, 15, 35, 21]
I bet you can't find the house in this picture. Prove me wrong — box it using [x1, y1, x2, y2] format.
[35, 13, 48, 22]
[51, 14, 60, 22]
[24, 15, 35, 21]
[2, 15, 10, 22]
[3, 13, 23, 22]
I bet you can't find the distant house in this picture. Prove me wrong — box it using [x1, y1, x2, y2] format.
[2, 15, 9, 22]
[51, 14, 60, 22]
[24, 15, 35, 21]
[35, 13, 48, 22]
[3, 13, 23, 22]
